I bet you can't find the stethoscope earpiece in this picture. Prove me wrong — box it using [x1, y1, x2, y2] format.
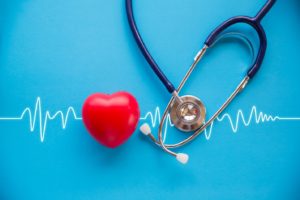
[140, 123, 189, 164]
[128, 0, 276, 164]
[140, 123, 151, 136]
[176, 153, 189, 164]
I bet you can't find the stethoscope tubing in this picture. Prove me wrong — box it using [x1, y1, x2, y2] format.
[125, 0, 175, 93]
[126, 0, 276, 93]
[126, 0, 276, 162]
[205, 16, 267, 79]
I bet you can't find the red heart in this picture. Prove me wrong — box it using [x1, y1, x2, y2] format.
[82, 92, 140, 148]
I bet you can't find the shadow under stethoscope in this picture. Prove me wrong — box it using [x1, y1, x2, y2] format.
[0, 2, 28, 199]
[292, 0, 300, 12]
[288, 0, 300, 177]
[293, 0, 300, 18]
[0, 0, 28, 57]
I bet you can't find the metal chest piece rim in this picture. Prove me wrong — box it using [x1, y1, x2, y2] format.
[170, 95, 206, 132]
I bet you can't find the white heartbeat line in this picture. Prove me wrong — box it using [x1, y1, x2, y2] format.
[0, 97, 82, 142]
[140, 106, 300, 141]
[0, 97, 299, 143]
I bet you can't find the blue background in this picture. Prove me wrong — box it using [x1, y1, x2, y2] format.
[1, 0, 300, 199]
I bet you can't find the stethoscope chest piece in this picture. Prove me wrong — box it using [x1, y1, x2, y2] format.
[170, 95, 206, 132]
[126, 0, 276, 164]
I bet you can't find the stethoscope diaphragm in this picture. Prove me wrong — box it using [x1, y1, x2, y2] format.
[126, 0, 276, 164]
[170, 95, 206, 132]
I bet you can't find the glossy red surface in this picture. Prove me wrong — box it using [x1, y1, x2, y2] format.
[82, 92, 140, 148]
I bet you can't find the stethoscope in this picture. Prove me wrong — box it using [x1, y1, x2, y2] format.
[126, 0, 276, 164]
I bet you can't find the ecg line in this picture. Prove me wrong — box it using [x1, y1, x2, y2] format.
[0, 97, 82, 142]
[140, 106, 300, 141]
[0, 97, 299, 142]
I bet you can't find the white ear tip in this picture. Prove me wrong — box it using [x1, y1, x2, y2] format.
[140, 123, 151, 136]
[176, 153, 189, 164]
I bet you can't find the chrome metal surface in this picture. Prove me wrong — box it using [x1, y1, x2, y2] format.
[169, 95, 206, 132]
[144, 44, 250, 158]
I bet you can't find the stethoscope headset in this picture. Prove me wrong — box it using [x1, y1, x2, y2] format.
[126, 0, 276, 164]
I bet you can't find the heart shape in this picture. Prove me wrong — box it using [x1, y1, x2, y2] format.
[82, 92, 140, 148]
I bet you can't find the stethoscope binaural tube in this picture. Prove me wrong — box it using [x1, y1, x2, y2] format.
[127, 0, 276, 164]
[205, 0, 276, 78]
[126, 0, 176, 94]
[126, 0, 184, 104]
